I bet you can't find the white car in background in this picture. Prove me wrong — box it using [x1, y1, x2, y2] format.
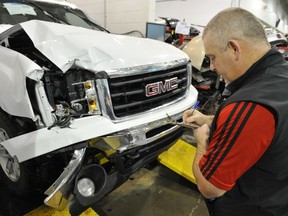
[266, 29, 288, 60]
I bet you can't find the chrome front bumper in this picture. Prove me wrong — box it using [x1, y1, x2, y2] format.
[44, 147, 86, 210]
[90, 112, 183, 154]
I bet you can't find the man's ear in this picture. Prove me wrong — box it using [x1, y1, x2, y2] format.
[228, 39, 240, 61]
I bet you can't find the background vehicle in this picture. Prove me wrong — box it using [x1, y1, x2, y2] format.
[0, 0, 198, 214]
[158, 17, 180, 45]
[267, 30, 288, 60]
[157, 17, 200, 47]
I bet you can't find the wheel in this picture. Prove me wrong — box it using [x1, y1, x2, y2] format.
[0, 110, 69, 197]
[0, 110, 40, 196]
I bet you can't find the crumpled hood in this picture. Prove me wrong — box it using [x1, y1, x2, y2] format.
[20, 20, 188, 73]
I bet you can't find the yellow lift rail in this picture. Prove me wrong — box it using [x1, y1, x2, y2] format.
[158, 139, 197, 184]
[25, 206, 98, 216]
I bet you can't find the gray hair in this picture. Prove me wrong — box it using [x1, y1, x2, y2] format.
[203, 7, 269, 50]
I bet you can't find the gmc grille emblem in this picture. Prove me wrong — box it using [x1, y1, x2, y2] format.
[145, 77, 178, 97]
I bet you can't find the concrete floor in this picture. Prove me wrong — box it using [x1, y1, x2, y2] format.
[96, 163, 209, 216]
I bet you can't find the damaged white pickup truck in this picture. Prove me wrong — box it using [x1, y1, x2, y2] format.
[0, 0, 198, 214]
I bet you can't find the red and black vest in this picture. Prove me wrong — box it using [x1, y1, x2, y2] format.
[210, 49, 288, 216]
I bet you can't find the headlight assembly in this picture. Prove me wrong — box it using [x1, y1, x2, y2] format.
[71, 79, 100, 115]
[43, 69, 101, 117]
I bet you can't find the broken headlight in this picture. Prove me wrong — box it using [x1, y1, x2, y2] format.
[44, 69, 100, 116]
[71, 80, 99, 114]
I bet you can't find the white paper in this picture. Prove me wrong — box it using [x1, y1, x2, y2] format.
[175, 22, 191, 35]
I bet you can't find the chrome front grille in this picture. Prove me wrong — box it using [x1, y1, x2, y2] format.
[108, 64, 189, 118]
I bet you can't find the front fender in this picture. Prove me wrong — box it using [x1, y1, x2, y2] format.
[0, 46, 43, 121]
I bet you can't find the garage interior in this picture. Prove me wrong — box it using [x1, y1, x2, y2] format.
[0, 0, 288, 216]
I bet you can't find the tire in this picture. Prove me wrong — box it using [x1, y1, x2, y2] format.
[0, 110, 41, 197]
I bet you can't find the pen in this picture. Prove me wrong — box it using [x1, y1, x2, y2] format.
[166, 100, 200, 129]
[191, 100, 200, 116]
[166, 113, 196, 129]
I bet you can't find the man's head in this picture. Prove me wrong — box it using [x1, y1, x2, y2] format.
[202, 7, 271, 84]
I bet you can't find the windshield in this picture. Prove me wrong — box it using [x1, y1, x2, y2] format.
[0, 1, 108, 32]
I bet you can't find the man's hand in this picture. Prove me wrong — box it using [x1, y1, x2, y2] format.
[183, 109, 214, 128]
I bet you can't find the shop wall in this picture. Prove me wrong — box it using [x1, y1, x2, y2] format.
[241, 0, 288, 33]
[67, 0, 155, 35]
[66, 0, 287, 35]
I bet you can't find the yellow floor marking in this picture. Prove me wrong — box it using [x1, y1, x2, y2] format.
[25, 206, 99, 216]
[158, 139, 197, 184]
